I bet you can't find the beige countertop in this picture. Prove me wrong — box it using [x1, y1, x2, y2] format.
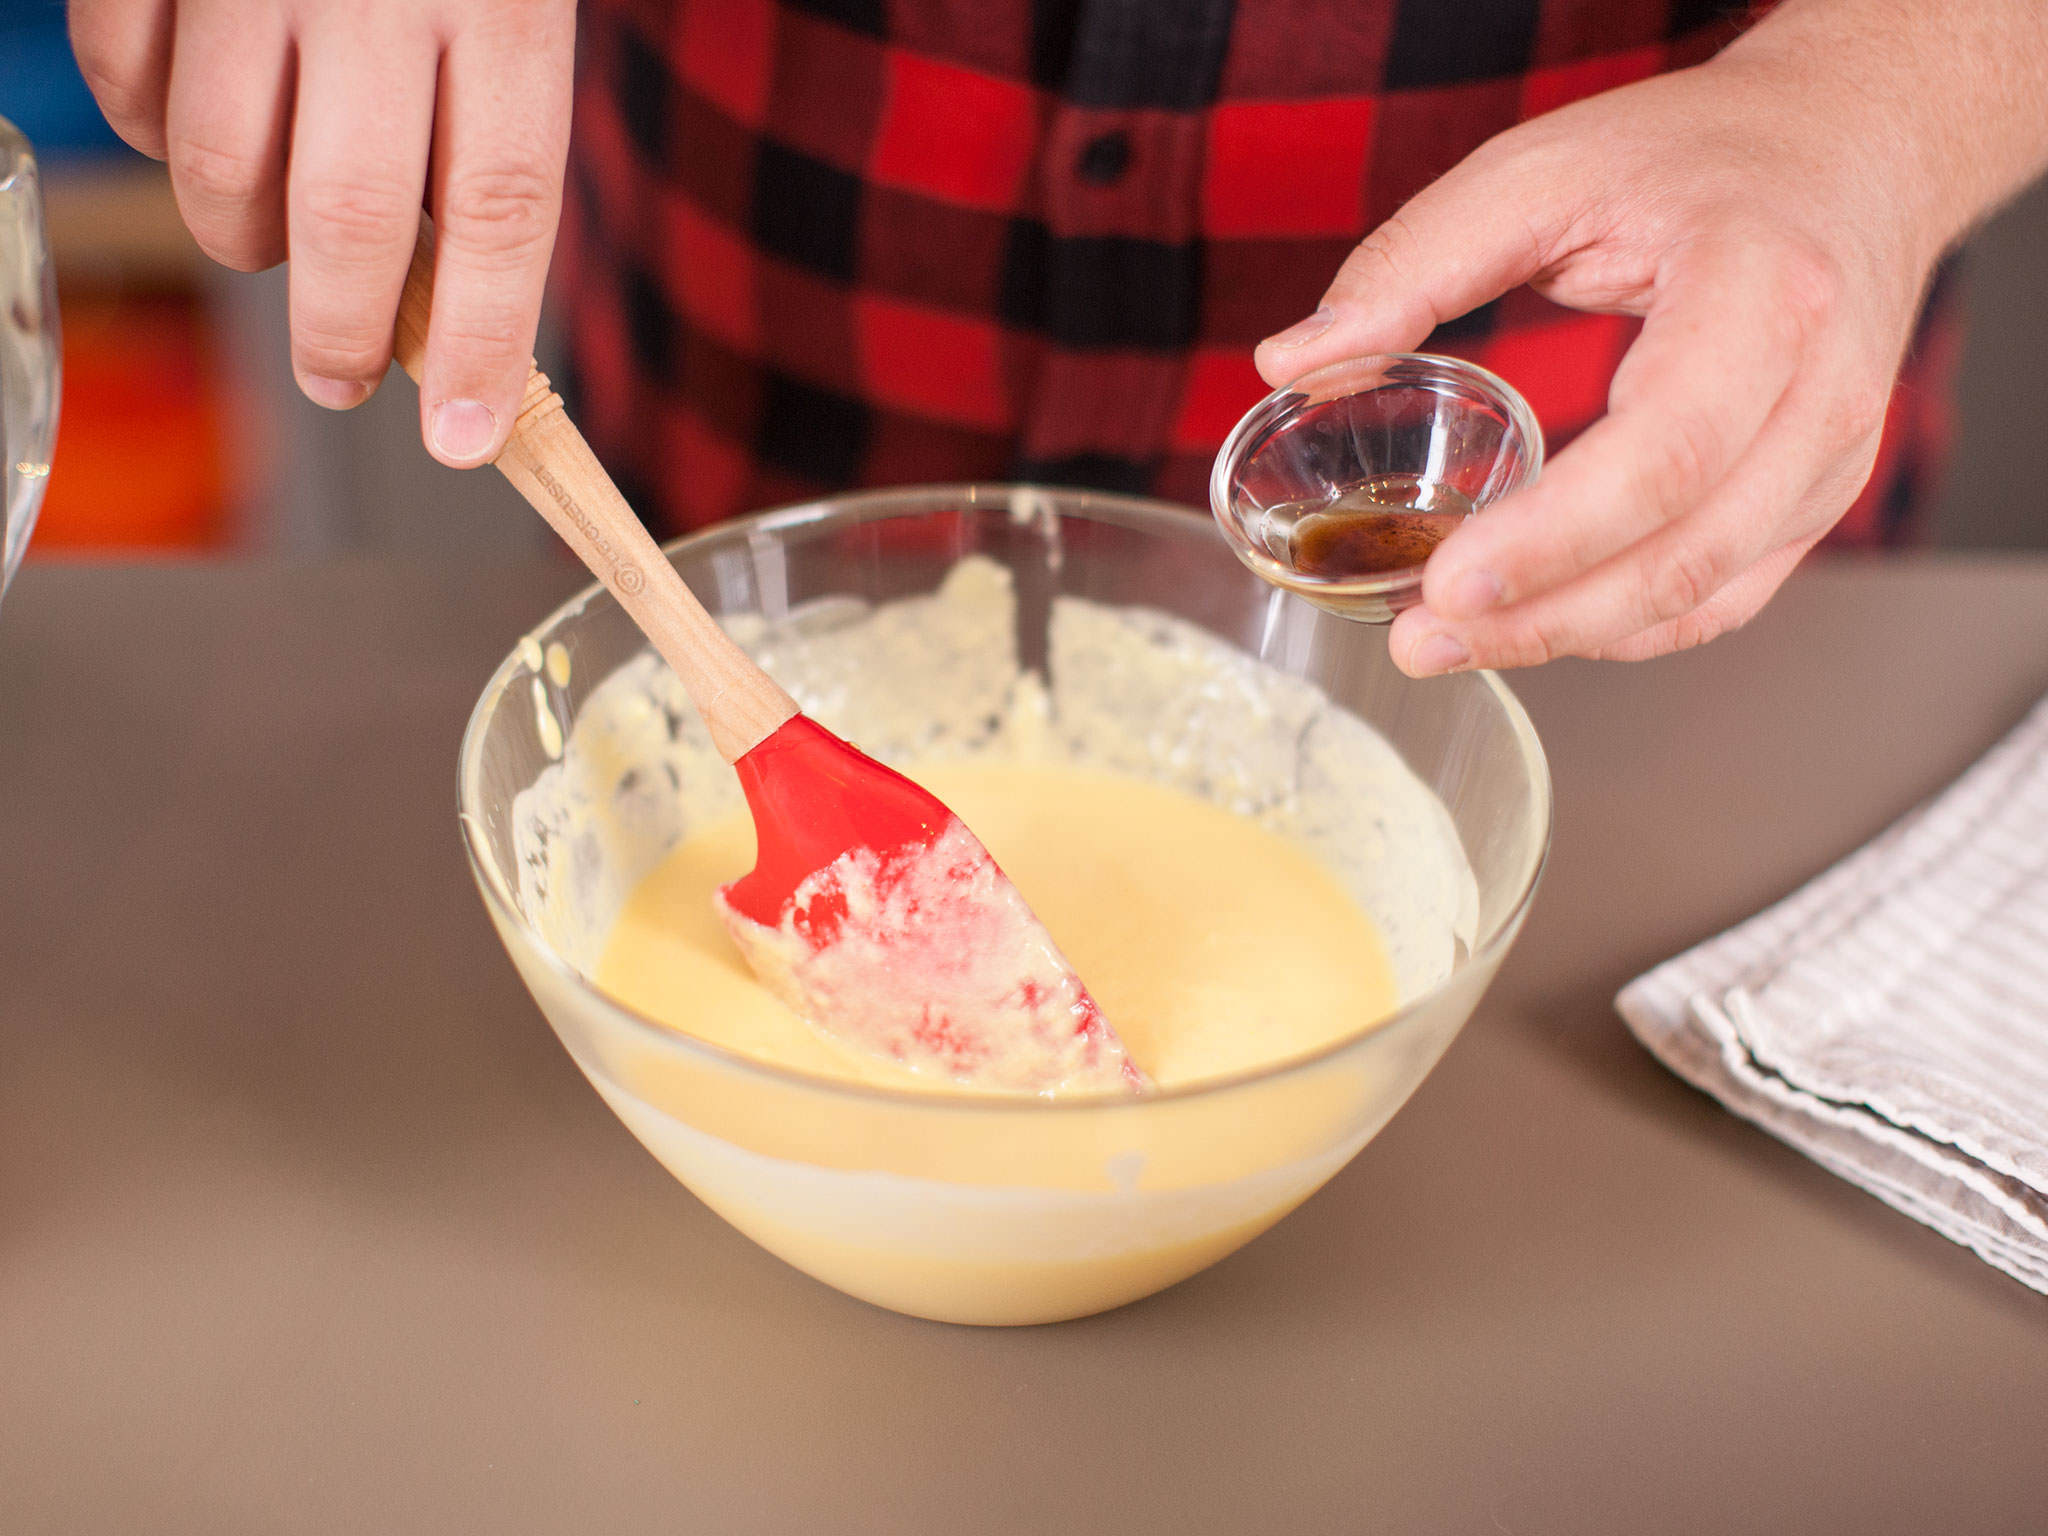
[1, 553, 2043, 1532]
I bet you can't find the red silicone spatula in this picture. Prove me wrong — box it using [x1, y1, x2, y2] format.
[394, 226, 1140, 1097]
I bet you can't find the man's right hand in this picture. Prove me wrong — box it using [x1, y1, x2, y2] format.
[71, 0, 577, 470]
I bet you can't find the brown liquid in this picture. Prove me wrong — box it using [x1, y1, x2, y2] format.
[1281, 481, 1475, 579]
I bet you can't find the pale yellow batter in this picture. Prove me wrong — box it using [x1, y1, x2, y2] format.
[597, 758, 1399, 1094]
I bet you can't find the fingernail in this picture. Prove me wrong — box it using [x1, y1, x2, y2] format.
[1441, 568, 1505, 619]
[1264, 305, 1335, 350]
[302, 374, 370, 410]
[1409, 632, 1471, 677]
[431, 399, 499, 464]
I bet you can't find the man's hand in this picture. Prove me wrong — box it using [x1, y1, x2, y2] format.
[1257, 0, 2048, 676]
[70, 0, 576, 469]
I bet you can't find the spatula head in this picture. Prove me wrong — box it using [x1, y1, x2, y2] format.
[717, 716, 1143, 1097]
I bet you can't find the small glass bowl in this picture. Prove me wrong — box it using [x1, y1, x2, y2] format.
[1210, 354, 1543, 623]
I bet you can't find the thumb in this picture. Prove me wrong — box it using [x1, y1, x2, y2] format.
[1254, 143, 1566, 388]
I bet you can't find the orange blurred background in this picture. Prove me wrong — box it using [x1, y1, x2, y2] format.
[40, 282, 231, 552]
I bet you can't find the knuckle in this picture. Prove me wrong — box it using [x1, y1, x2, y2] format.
[1767, 240, 1845, 340]
[171, 138, 266, 208]
[1356, 214, 1420, 275]
[296, 176, 419, 251]
[1338, 215, 1438, 335]
[437, 317, 528, 359]
[1643, 537, 1725, 626]
[1639, 407, 1723, 516]
[439, 164, 559, 251]
[1666, 602, 1740, 655]
[1490, 611, 1572, 669]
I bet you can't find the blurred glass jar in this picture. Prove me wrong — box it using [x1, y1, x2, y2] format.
[0, 115, 59, 605]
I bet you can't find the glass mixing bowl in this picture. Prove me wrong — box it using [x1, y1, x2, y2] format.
[458, 485, 1550, 1325]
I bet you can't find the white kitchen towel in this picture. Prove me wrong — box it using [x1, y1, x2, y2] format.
[1616, 693, 2048, 1294]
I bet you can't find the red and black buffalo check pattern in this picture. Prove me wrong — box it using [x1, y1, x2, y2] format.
[558, 0, 1956, 544]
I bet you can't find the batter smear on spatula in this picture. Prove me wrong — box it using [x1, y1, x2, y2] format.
[717, 719, 1143, 1097]
[717, 818, 1138, 1095]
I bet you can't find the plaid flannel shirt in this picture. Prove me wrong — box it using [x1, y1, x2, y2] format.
[560, 0, 1955, 543]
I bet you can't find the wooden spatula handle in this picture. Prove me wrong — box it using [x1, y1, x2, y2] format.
[392, 222, 797, 763]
